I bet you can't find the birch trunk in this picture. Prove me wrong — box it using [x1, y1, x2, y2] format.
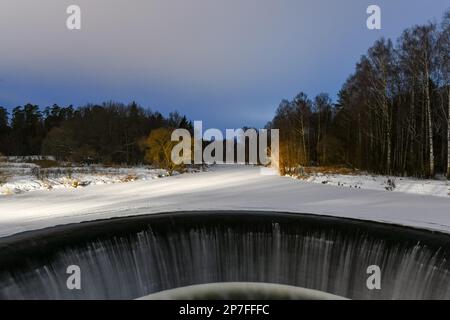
[447, 87, 450, 179]
[425, 67, 434, 177]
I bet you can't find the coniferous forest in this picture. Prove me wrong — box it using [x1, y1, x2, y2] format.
[0, 102, 192, 165]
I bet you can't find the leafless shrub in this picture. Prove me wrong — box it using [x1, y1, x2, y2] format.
[0, 172, 7, 185]
[0, 153, 8, 185]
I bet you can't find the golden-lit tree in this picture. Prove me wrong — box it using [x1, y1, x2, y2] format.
[143, 128, 181, 174]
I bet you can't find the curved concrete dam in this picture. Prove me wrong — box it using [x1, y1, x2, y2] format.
[0, 211, 449, 299]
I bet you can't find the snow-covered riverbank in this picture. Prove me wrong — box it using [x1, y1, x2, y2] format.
[0, 163, 171, 196]
[0, 161, 170, 196]
[300, 172, 450, 198]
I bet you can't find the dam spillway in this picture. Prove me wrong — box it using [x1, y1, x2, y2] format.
[0, 211, 449, 299]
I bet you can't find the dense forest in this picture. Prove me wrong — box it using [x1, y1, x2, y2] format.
[0, 102, 192, 165]
[268, 10, 450, 178]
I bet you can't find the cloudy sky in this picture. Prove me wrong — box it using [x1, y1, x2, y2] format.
[0, 0, 448, 128]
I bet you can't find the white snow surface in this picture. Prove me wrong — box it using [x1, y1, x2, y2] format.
[0, 164, 169, 196]
[0, 165, 449, 238]
[302, 173, 450, 197]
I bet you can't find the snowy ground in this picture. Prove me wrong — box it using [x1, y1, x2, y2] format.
[301, 173, 450, 198]
[0, 165, 449, 238]
[0, 162, 170, 196]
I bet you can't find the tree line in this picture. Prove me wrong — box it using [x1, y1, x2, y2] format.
[0, 102, 192, 165]
[268, 10, 450, 178]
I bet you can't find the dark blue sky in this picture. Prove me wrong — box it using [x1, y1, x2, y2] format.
[0, 0, 449, 129]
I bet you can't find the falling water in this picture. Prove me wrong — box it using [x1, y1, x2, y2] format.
[0, 211, 449, 299]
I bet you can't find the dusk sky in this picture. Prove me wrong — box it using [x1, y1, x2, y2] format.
[0, 0, 449, 129]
